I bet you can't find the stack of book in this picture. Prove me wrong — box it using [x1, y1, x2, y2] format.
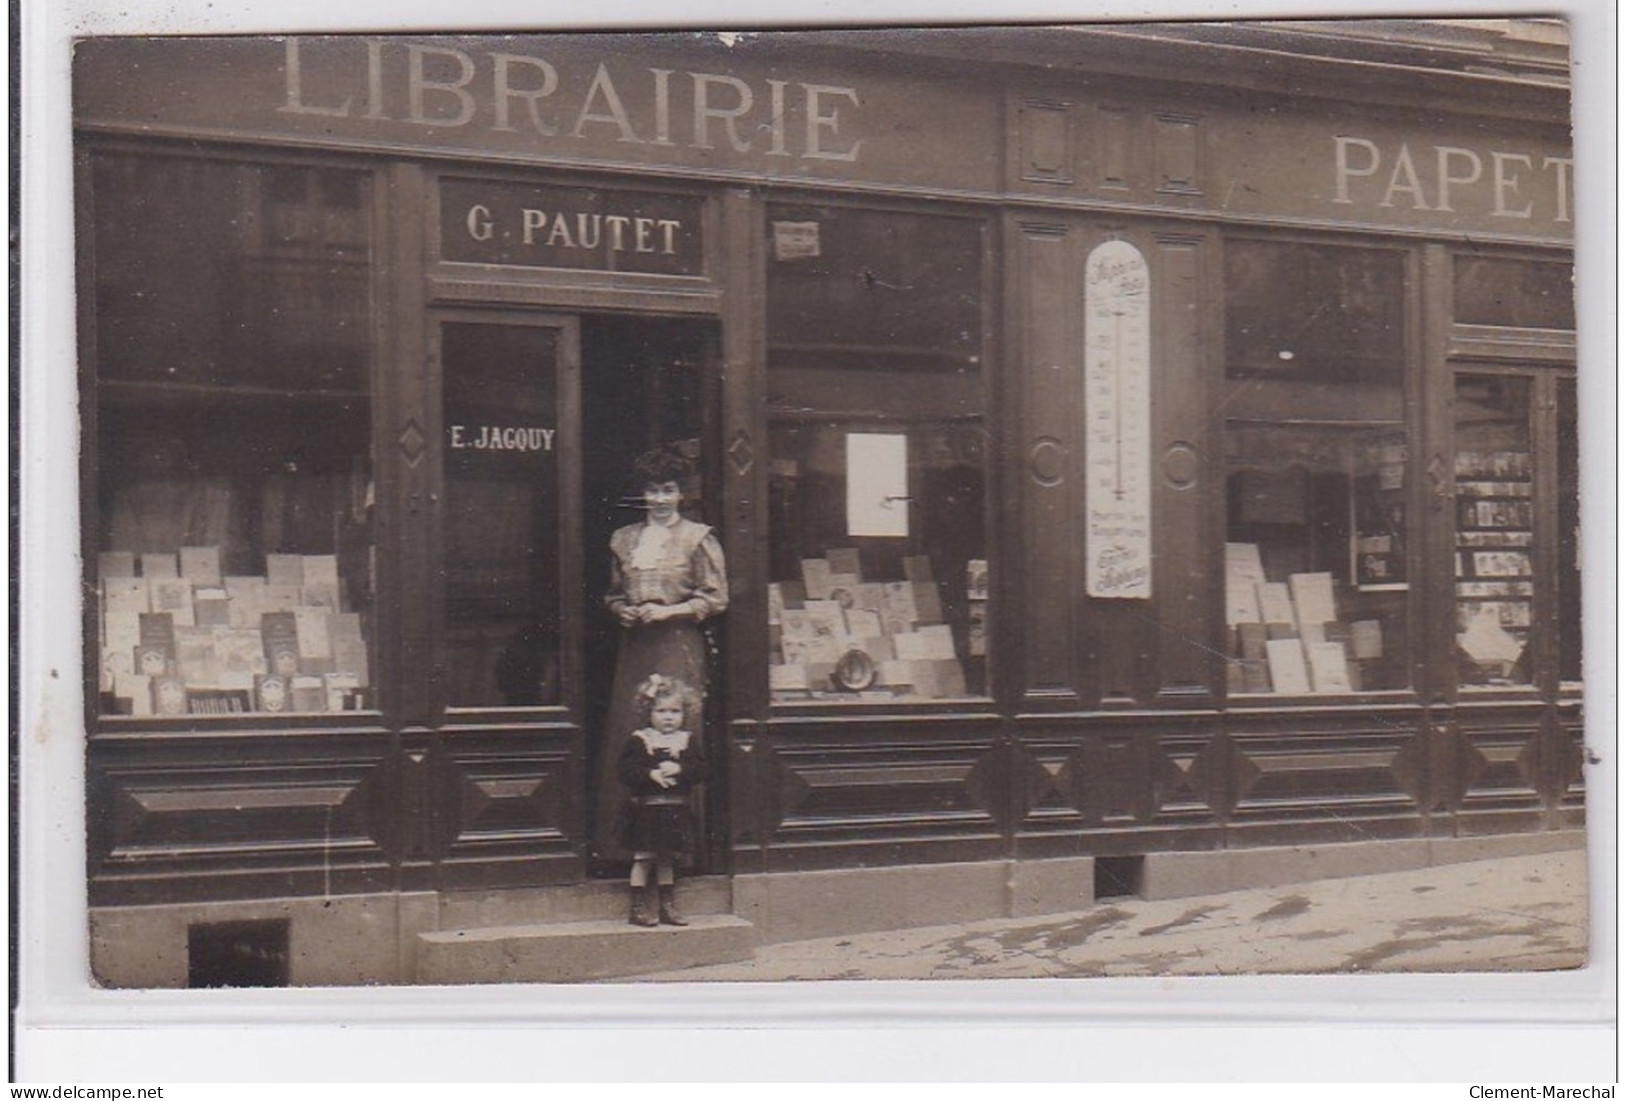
[769, 549, 966, 700]
[1225, 543, 1379, 695]
[98, 547, 370, 716]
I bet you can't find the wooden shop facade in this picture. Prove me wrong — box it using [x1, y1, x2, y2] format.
[74, 22, 1583, 986]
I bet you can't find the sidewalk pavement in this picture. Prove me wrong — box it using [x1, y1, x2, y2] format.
[618, 848, 1588, 982]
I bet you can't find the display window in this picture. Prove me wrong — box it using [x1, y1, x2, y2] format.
[1452, 374, 1536, 687]
[764, 204, 989, 703]
[1452, 369, 1580, 692]
[89, 153, 375, 717]
[1221, 239, 1412, 696]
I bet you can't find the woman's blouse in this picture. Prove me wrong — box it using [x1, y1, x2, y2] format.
[606, 516, 729, 622]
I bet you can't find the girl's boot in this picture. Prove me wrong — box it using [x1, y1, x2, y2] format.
[657, 885, 688, 926]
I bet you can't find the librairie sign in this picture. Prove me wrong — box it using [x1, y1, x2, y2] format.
[71, 35, 1569, 240]
[441, 179, 703, 273]
[280, 37, 864, 163]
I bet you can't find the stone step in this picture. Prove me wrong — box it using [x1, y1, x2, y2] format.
[415, 914, 756, 984]
[436, 876, 734, 930]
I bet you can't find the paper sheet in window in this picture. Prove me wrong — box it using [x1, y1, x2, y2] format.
[770, 663, 808, 692]
[780, 609, 815, 643]
[844, 609, 883, 640]
[104, 577, 150, 617]
[1288, 572, 1337, 635]
[827, 548, 862, 579]
[1458, 608, 1525, 665]
[330, 613, 369, 686]
[179, 546, 222, 586]
[151, 578, 196, 626]
[917, 624, 957, 660]
[114, 673, 153, 716]
[141, 553, 178, 580]
[855, 583, 886, 613]
[98, 551, 136, 579]
[1224, 543, 1266, 625]
[1265, 638, 1311, 695]
[294, 608, 334, 661]
[1306, 641, 1354, 693]
[175, 626, 221, 685]
[892, 632, 924, 661]
[267, 554, 305, 589]
[103, 613, 141, 677]
[847, 432, 908, 538]
[1350, 620, 1384, 661]
[804, 601, 846, 642]
[800, 558, 834, 600]
[1256, 582, 1295, 626]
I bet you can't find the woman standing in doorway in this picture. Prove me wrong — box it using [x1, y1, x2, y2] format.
[593, 447, 728, 864]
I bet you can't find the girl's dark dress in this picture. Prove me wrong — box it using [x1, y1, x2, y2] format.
[616, 728, 707, 860]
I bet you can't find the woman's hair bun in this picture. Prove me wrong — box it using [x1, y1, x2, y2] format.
[633, 447, 695, 486]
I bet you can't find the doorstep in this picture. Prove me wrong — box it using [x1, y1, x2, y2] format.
[415, 913, 757, 984]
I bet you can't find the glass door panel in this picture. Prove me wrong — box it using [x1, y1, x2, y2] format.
[439, 320, 573, 709]
[1453, 374, 1535, 687]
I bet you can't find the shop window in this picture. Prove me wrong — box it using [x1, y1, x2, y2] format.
[1452, 375, 1536, 688]
[765, 206, 988, 703]
[1225, 240, 1405, 382]
[1450, 369, 1585, 694]
[90, 154, 374, 717]
[1454, 257, 1575, 330]
[1222, 240, 1410, 696]
[440, 322, 563, 708]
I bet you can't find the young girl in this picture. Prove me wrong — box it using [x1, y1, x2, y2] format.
[616, 673, 707, 926]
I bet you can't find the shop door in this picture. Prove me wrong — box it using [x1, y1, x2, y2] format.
[432, 312, 585, 888]
[579, 314, 726, 876]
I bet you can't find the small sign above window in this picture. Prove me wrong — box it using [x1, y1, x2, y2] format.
[772, 220, 822, 261]
[440, 178, 703, 275]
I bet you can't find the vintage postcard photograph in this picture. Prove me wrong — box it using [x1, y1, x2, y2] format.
[63, 16, 1592, 993]
[20, 2, 1618, 1082]
[21, 0, 1618, 1081]
[54, 15, 1599, 1000]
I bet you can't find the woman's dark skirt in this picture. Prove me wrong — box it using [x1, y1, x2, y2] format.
[593, 620, 708, 862]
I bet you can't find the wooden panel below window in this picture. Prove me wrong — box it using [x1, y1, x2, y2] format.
[1223, 712, 1428, 845]
[429, 723, 583, 890]
[748, 719, 1006, 871]
[87, 727, 396, 906]
[1557, 706, 1586, 830]
[1446, 702, 1551, 835]
[1006, 714, 1225, 859]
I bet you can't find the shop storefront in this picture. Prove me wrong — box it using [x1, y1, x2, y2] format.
[74, 24, 1581, 986]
